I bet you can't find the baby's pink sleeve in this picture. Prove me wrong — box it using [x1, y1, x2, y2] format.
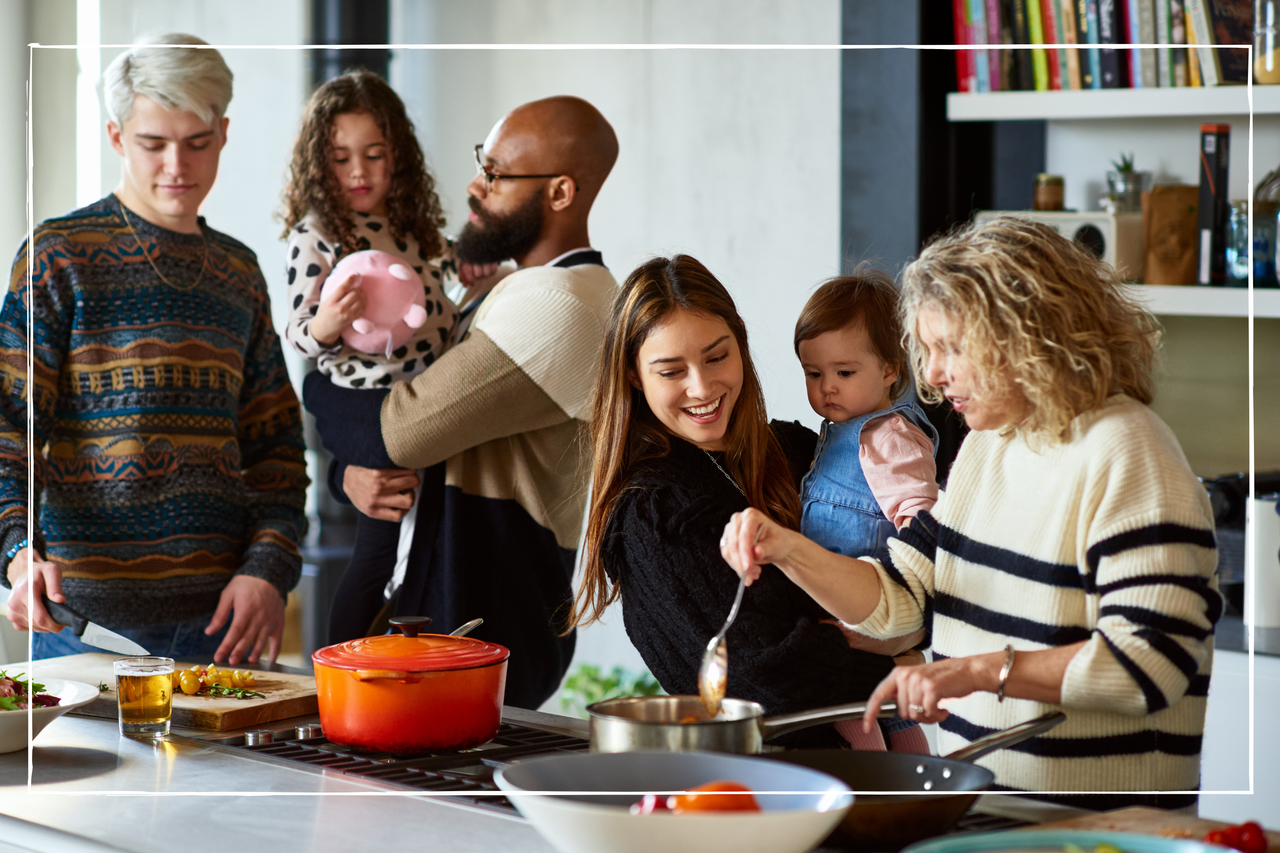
[859, 415, 939, 528]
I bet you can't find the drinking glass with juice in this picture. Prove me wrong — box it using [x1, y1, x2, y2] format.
[113, 656, 174, 738]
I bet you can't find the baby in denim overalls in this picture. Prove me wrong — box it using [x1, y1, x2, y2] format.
[795, 269, 939, 752]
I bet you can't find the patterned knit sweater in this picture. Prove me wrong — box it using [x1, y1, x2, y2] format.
[0, 195, 309, 629]
[859, 395, 1219, 808]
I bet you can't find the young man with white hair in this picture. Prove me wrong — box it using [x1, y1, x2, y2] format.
[0, 34, 308, 664]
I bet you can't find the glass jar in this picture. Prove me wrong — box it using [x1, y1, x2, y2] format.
[1105, 170, 1151, 214]
[1255, 200, 1279, 287]
[1226, 200, 1280, 286]
[1227, 202, 1251, 284]
[1033, 174, 1064, 211]
[1257, 1, 1280, 84]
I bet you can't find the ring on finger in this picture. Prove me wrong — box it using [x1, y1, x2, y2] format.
[908, 703, 926, 713]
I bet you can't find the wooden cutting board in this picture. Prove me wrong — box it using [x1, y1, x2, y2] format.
[9, 652, 318, 731]
[1035, 806, 1280, 851]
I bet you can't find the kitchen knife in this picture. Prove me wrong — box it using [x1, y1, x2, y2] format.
[40, 594, 150, 656]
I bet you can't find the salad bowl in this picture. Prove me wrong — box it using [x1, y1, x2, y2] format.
[0, 672, 101, 753]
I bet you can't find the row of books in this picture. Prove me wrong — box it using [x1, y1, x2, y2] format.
[953, 0, 1254, 92]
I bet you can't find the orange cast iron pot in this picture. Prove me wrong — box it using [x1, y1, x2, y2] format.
[312, 616, 509, 754]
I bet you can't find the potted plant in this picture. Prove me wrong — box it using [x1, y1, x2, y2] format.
[1105, 152, 1151, 214]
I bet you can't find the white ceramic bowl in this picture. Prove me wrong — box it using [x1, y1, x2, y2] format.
[494, 750, 853, 853]
[0, 675, 101, 753]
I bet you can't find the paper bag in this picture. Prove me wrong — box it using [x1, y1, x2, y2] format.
[1142, 185, 1200, 285]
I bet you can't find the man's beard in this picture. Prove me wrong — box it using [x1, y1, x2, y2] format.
[455, 192, 544, 265]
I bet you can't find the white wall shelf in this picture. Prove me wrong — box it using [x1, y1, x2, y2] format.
[1125, 284, 1280, 318]
[948, 86, 1280, 121]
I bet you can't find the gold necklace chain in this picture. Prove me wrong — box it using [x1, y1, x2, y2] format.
[118, 200, 208, 291]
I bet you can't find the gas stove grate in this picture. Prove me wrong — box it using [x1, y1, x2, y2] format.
[953, 812, 1030, 833]
[197, 722, 590, 815]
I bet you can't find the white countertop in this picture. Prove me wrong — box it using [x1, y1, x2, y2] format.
[0, 708, 1091, 853]
[0, 712, 559, 853]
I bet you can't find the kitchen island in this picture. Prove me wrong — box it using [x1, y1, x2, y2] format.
[0, 702, 1095, 853]
[0, 706, 573, 853]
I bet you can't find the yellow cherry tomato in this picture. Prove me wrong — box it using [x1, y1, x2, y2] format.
[242, 672, 256, 688]
[230, 670, 245, 688]
[178, 671, 200, 695]
[206, 664, 219, 677]
[218, 672, 233, 688]
[169, 672, 181, 690]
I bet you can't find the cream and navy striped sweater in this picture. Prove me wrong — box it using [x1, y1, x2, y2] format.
[860, 394, 1219, 808]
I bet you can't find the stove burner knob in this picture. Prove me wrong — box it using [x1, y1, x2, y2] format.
[295, 724, 323, 740]
[245, 730, 275, 746]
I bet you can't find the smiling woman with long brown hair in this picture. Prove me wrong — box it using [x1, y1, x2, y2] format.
[569, 254, 919, 750]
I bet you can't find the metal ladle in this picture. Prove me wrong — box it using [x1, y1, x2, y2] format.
[450, 618, 483, 637]
[697, 526, 762, 716]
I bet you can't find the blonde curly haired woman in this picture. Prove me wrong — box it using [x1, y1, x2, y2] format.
[720, 217, 1220, 808]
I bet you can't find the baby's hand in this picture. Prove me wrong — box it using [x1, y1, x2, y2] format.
[458, 262, 499, 287]
[311, 273, 366, 347]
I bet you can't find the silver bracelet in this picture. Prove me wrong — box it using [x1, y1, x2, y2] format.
[996, 644, 1016, 703]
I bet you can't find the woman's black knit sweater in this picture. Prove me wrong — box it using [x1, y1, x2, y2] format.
[602, 428, 897, 746]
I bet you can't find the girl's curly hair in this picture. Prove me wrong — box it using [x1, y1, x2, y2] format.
[900, 216, 1162, 444]
[280, 70, 445, 258]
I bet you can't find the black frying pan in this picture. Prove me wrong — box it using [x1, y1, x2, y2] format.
[774, 711, 1066, 848]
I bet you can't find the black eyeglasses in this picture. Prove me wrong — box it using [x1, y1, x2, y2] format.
[473, 144, 568, 191]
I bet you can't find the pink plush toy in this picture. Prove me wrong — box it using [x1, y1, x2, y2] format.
[319, 250, 428, 358]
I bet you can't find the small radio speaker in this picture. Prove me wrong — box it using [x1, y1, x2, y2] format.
[973, 211, 1145, 282]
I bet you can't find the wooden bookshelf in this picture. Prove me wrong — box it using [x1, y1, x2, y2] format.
[947, 86, 1280, 121]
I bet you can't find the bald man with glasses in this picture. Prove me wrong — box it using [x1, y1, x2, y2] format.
[305, 96, 619, 709]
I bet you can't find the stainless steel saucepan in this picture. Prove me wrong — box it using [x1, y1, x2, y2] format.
[586, 695, 897, 754]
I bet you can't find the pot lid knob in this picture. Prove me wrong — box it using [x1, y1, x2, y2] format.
[389, 616, 432, 638]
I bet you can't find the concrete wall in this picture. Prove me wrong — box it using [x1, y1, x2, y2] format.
[390, 0, 843, 432]
[0, 1, 31, 267]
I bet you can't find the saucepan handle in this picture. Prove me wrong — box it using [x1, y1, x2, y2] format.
[352, 670, 423, 683]
[943, 711, 1067, 763]
[759, 700, 898, 741]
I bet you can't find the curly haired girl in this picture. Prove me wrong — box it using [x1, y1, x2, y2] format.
[280, 70, 468, 390]
[280, 71, 488, 643]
